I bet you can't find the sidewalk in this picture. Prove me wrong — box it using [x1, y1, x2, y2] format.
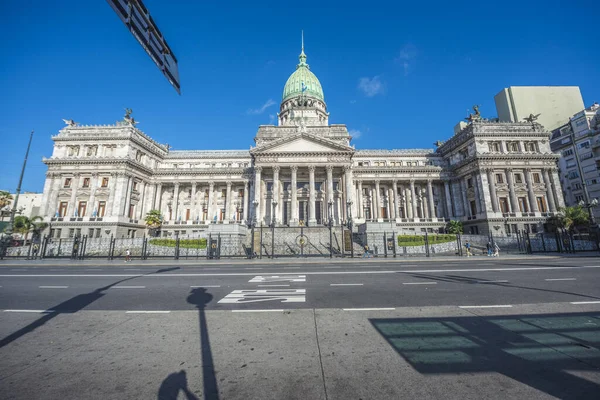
[0, 252, 597, 267]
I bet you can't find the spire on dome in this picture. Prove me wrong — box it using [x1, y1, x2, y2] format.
[298, 30, 307, 67]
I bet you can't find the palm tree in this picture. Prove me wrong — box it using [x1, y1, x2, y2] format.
[12, 215, 48, 242]
[446, 220, 463, 234]
[554, 205, 589, 233]
[145, 209, 163, 236]
[0, 190, 13, 210]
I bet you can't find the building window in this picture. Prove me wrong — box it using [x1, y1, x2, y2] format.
[467, 178, 473, 188]
[568, 171, 580, 179]
[83, 177, 90, 188]
[95, 228, 101, 238]
[518, 197, 529, 212]
[507, 142, 519, 152]
[495, 174, 504, 184]
[536, 197, 547, 212]
[88, 228, 95, 238]
[98, 201, 106, 217]
[489, 142, 501, 152]
[575, 195, 584, 202]
[64, 178, 72, 188]
[531, 224, 538, 233]
[562, 149, 574, 157]
[514, 174, 523, 184]
[59, 202, 68, 217]
[524, 142, 537, 152]
[128, 204, 135, 218]
[499, 198, 510, 213]
[133, 181, 139, 191]
[55, 228, 62, 238]
[69, 228, 75, 238]
[533, 173, 541, 184]
[578, 140, 590, 149]
[77, 201, 87, 217]
[101, 177, 109, 187]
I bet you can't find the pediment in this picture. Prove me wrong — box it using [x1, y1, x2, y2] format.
[252, 133, 353, 154]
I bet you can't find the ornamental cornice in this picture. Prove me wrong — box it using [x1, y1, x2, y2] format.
[153, 168, 247, 176]
[43, 157, 154, 175]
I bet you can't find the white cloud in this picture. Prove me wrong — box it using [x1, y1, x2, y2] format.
[350, 100, 357, 104]
[269, 114, 276, 124]
[394, 44, 417, 76]
[247, 99, 276, 115]
[357, 76, 385, 97]
[349, 129, 361, 139]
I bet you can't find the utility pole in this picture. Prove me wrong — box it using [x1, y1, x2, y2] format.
[1, 130, 34, 257]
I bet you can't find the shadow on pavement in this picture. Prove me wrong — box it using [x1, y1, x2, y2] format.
[187, 287, 219, 400]
[407, 272, 600, 301]
[158, 370, 199, 400]
[371, 311, 600, 399]
[0, 267, 180, 348]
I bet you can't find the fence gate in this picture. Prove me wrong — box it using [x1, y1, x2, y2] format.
[258, 226, 345, 258]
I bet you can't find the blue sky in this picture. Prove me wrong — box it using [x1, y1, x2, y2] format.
[1, 0, 598, 193]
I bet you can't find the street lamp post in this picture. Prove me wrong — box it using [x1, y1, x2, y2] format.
[1, 130, 34, 258]
[578, 198, 599, 230]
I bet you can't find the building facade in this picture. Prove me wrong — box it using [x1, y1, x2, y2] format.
[550, 102, 600, 225]
[39, 45, 565, 239]
[495, 86, 585, 132]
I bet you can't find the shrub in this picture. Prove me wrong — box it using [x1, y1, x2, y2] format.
[149, 238, 207, 249]
[397, 234, 456, 247]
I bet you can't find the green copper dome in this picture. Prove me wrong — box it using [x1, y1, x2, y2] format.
[282, 44, 324, 102]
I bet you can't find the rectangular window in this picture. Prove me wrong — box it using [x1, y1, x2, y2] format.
[133, 181, 139, 191]
[533, 173, 541, 184]
[495, 174, 504, 184]
[531, 224, 538, 233]
[467, 178, 473, 188]
[68, 228, 75, 238]
[499, 198, 510, 213]
[489, 142, 500, 152]
[95, 228, 101, 238]
[64, 178, 72, 188]
[128, 204, 135, 218]
[101, 177, 109, 187]
[77, 201, 87, 217]
[98, 201, 106, 217]
[514, 174, 523, 184]
[518, 197, 529, 212]
[575, 195, 584, 202]
[562, 149, 574, 157]
[83, 177, 90, 188]
[88, 228, 95, 238]
[186, 209, 190, 221]
[578, 141, 590, 149]
[536, 197, 547, 212]
[55, 228, 62, 239]
[470, 200, 477, 216]
[59, 202, 68, 217]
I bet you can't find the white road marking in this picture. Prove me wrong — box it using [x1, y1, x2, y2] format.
[244, 268, 263, 270]
[342, 308, 396, 311]
[570, 301, 600, 305]
[125, 310, 170, 314]
[258, 284, 290, 287]
[249, 275, 306, 283]
[39, 286, 69, 289]
[459, 305, 513, 309]
[330, 283, 363, 286]
[190, 285, 221, 288]
[232, 309, 285, 313]
[218, 289, 306, 304]
[124, 268, 141, 271]
[403, 282, 437, 285]
[284, 267, 301, 269]
[545, 278, 576, 281]
[4, 309, 56, 313]
[324, 266, 341, 269]
[111, 286, 146, 289]
[2, 264, 599, 278]
[476, 280, 509, 283]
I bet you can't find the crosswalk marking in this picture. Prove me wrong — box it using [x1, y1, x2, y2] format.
[248, 275, 306, 283]
[218, 289, 306, 304]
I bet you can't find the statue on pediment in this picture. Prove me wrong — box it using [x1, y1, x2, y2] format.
[62, 119, 78, 127]
[124, 108, 138, 125]
[524, 113, 541, 123]
[465, 105, 481, 122]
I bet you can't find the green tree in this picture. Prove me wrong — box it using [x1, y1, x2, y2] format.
[551, 206, 590, 233]
[446, 220, 463, 234]
[12, 215, 47, 242]
[145, 209, 163, 235]
[0, 190, 13, 209]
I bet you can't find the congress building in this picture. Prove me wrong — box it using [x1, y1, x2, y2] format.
[40, 43, 565, 241]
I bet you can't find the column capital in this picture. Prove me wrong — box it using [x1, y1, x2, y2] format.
[506, 167, 514, 173]
[426, 178, 433, 184]
[226, 181, 232, 188]
[308, 165, 316, 172]
[243, 180, 249, 187]
[91, 172, 99, 178]
[254, 166, 262, 173]
[409, 178, 416, 185]
[343, 164, 353, 172]
[374, 179, 380, 185]
[326, 165, 334, 172]
[174, 182, 180, 188]
[525, 167, 532, 173]
[272, 165, 280, 173]
[209, 181, 215, 188]
[290, 165, 298, 172]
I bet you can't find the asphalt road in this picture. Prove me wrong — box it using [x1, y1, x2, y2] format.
[1, 257, 599, 399]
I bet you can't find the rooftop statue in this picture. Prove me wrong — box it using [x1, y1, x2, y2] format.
[465, 105, 481, 122]
[124, 108, 138, 125]
[524, 113, 541, 123]
[62, 119, 78, 127]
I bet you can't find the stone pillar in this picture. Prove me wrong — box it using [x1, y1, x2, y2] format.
[460, 178, 470, 217]
[242, 180, 249, 223]
[290, 166, 298, 224]
[427, 179, 435, 219]
[136, 181, 146, 220]
[191, 182, 197, 220]
[254, 167, 262, 225]
[88, 174, 98, 216]
[444, 180, 453, 218]
[208, 181, 215, 222]
[410, 180, 417, 219]
[40, 174, 54, 217]
[308, 165, 316, 225]
[154, 183, 162, 210]
[374, 180, 381, 220]
[172, 183, 180, 220]
[543, 169, 557, 212]
[225, 181, 232, 222]
[143, 182, 155, 218]
[550, 168, 565, 208]
[107, 173, 118, 217]
[392, 181, 399, 220]
[357, 180, 363, 219]
[486, 169, 499, 213]
[344, 166, 355, 220]
[272, 166, 280, 225]
[472, 175, 482, 215]
[68, 174, 80, 217]
[506, 169, 519, 213]
[525, 169, 538, 213]
[326, 165, 334, 222]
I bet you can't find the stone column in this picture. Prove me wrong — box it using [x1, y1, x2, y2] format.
[254, 167, 262, 225]
[68, 174, 80, 217]
[173, 183, 180, 220]
[290, 166, 298, 224]
[525, 169, 538, 213]
[543, 169, 557, 212]
[460, 178, 470, 217]
[326, 165, 334, 222]
[472, 175, 482, 215]
[373, 180, 380, 220]
[225, 181, 232, 222]
[427, 179, 435, 219]
[107, 173, 118, 217]
[191, 182, 197, 220]
[308, 165, 316, 225]
[392, 181, 399, 220]
[208, 181, 215, 222]
[154, 183, 162, 210]
[486, 169, 499, 213]
[88, 174, 98, 216]
[444, 180, 453, 218]
[356, 180, 363, 219]
[410, 180, 417, 219]
[40, 174, 54, 217]
[242, 180, 249, 223]
[344, 166, 355, 220]
[550, 168, 565, 208]
[137, 181, 146, 220]
[506, 169, 519, 213]
[272, 166, 280, 225]
[143, 182, 155, 218]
